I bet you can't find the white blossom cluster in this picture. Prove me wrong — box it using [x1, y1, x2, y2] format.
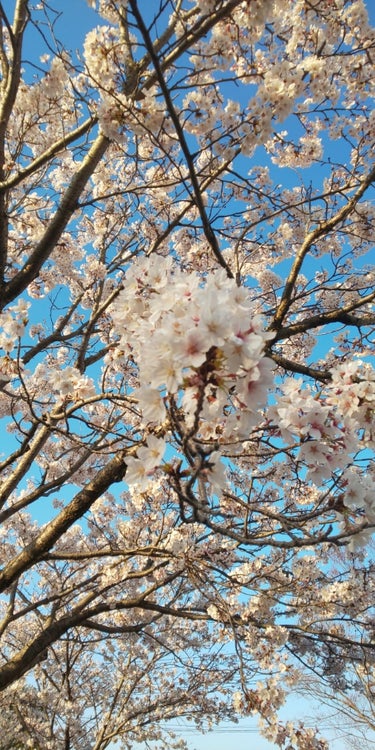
[270, 359, 375, 519]
[0, 299, 29, 355]
[111, 256, 275, 485]
[0, 299, 30, 384]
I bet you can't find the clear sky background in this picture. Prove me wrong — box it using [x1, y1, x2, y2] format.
[7, 0, 374, 748]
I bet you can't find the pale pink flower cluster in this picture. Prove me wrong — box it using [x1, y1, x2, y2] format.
[269, 124, 323, 169]
[112, 256, 275, 484]
[339, 466, 375, 521]
[0, 299, 30, 355]
[271, 379, 352, 484]
[233, 680, 328, 750]
[327, 360, 375, 447]
[125, 435, 166, 490]
[259, 60, 305, 122]
[257, 269, 283, 293]
[270, 360, 375, 517]
[83, 25, 122, 91]
[262, 720, 328, 750]
[34, 364, 97, 404]
[0, 300, 30, 385]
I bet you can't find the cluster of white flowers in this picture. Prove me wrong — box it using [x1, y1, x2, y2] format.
[327, 360, 375, 446]
[271, 378, 352, 482]
[0, 300, 30, 384]
[124, 435, 166, 489]
[0, 299, 30, 355]
[259, 60, 305, 122]
[270, 359, 375, 517]
[48, 366, 97, 402]
[27, 362, 97, 405]
[111, 256, 275, 486]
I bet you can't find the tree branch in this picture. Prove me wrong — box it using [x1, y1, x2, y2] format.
[0, 450, 128, 593]
[1, 133, 109, 309]
[271, 164, 375, 330]
[129, 0, 234, 278]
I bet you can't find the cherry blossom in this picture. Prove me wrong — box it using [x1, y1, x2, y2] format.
[0, 1, 373, 749]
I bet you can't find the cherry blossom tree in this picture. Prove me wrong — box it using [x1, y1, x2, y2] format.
[0, 0, 374, 747]
[0, 618, 245, 750]
[295, 668, 375, 750]
[288, 541, 375, 750]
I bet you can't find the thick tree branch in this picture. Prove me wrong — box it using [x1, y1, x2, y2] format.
[0, 0, 29, 285]
[268, 352, 331, 382]
[1, 133, 109, 309]
[0, 116, 97, 193]
[271, 164, 375, 330]
[271, 292, 375, 343]
[0, 450, 128, 593]
[0, 570, 189, 690]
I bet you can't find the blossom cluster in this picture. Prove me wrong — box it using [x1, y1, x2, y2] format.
[125, 435, 167, 489]
[0, 299, 30, 355]
[24, 360, 97, 407]
[0, 299, 30, 384]
[111, 256, 275, 485]
[327, 360, 375, 446]
[270, 359, 375, 518]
